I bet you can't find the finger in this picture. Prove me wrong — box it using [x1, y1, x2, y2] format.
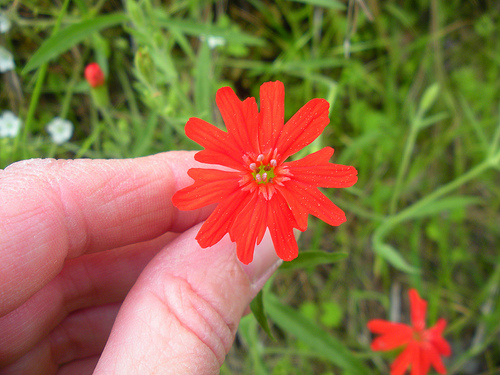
[57, 357, 99, 375]
[94, 224, 281, 374]
[49, 303, 120, 366]
[1, 304, 118, 375]
[0, 232, 176, 366]
[0, 151, 209, 316]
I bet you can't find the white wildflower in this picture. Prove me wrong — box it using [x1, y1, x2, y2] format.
[207, 36, 226, 49]
[200, 35, 226, 49]
[46, 117, 73, 144]
[0, 46, 15, 72]
[0, 111, 22, 138]
[0, 13, 11, 33]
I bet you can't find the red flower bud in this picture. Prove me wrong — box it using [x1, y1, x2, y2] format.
[84, 63, 105, 88]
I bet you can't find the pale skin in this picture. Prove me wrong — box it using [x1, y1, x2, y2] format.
[0, 151, 281, 374]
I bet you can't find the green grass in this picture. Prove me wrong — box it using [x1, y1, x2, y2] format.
[1, 0, 499, 373]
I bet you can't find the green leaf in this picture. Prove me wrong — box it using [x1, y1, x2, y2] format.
[23, 13, 128, 74]
[280, 251, 347, 270]
[417, 111, 449, 130]
[249, 290, 275, 341]
[194, 41, 212, 120]
[289, 0, 346, 10]
[404, 196, 482, 220]
[237, 316, 270, 375]
[264, 293, 369, 375]
[373, 241, 420, 274]
[155, 15, 266, 47]
[320, 301, 343, 328]
[418, 83, 440, 115]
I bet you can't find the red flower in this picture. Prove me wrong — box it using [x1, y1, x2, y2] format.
[84, 63, 105, 87]
[368, 289, 452, 375]
[172, 81, 358, 264]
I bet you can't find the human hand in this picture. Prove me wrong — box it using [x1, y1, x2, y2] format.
[0, 151, 281, 374]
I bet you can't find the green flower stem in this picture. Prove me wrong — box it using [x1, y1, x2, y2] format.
[60, 58, 84, 120]
[488, 109, 500, 158]
[389, 111, 424, 215]
[17, 63, 48, 158]
[99, 106, 115, 129]
[389, 127, 417, 214]
[19, 0, 71, 158]
[397, 156, 493, 223]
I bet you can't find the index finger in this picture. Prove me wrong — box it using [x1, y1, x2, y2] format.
[0, 151, 208, 316]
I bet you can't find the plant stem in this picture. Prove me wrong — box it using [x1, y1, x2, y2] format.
[389, 119, 419, 215]
[19, 0, 71, 158]
[395, 158, 492, 224]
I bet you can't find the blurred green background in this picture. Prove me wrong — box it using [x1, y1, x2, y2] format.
[1, 0, 499, 374]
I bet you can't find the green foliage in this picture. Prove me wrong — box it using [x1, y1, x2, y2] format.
[279, 250, 347, 270]
[1, 0, 499, 373]
[22, 13, 128, 73]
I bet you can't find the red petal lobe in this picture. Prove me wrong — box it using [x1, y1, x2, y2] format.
[266, 194, 299, 261]
[286, 147, 358, 188]
[216, 86, 259, 154]
[409, 289, 427, 331]
[230, 193, 268, 264]
[185, 117, 243, 170]
[258, 81, 285, 152]
[276, 98, 330, 162]
[172, 169, 241, 210]
[195, 190, 251, 248]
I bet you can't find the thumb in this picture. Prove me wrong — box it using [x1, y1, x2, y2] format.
[93, 223, 281, 374]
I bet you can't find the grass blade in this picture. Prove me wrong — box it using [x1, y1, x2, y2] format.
[265, 293, 370, 375]
[23, 13, 128, 74]
[280, 251, 347, 270]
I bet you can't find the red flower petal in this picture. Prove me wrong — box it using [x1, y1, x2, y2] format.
[370, 331, 414, 351]
[196, 190, 252, 248]
[390, 342, 418, 375]
[428, 318, 447, 337]
[428, 319, 451, 356]
[266, 193, 299, 261]
[276, 98, 330, 162]
[409, 289, 427, 331]
[216, 87, 259, 154]
[258, 81, 285, 152]
[427, 345, 448, 374]
[172, 169, 241, 210]
[410, 345, 422, 375]
[229, 193, 268, 264]
[185, 117, 245, 171]
[274, 184, 309, 231]
[286, 147, 358, 188]
[420, 347, 432, 375]
[278, 182, 347, 228]
[368, 320, 413, 335]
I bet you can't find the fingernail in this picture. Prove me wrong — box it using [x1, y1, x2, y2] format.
[240, 232, 282, 292]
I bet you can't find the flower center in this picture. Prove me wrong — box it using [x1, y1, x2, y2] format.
[249, 154, 277, 184]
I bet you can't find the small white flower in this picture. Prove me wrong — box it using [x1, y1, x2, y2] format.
[200, 35, 226, 49]
[207, 35, 226, 49]
[0, 46, 15, 72]
[0, 111, 22, 138]
[0, 13, 11, 34]
[46, 117, 73, 144]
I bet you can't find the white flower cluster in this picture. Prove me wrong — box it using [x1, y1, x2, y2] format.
[0, 13, 10, 33]
[0, 12, 14, 72]
[0, 111, 22, 138]
[46, 117, 73, 144]
[199, 34, 226, 49]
